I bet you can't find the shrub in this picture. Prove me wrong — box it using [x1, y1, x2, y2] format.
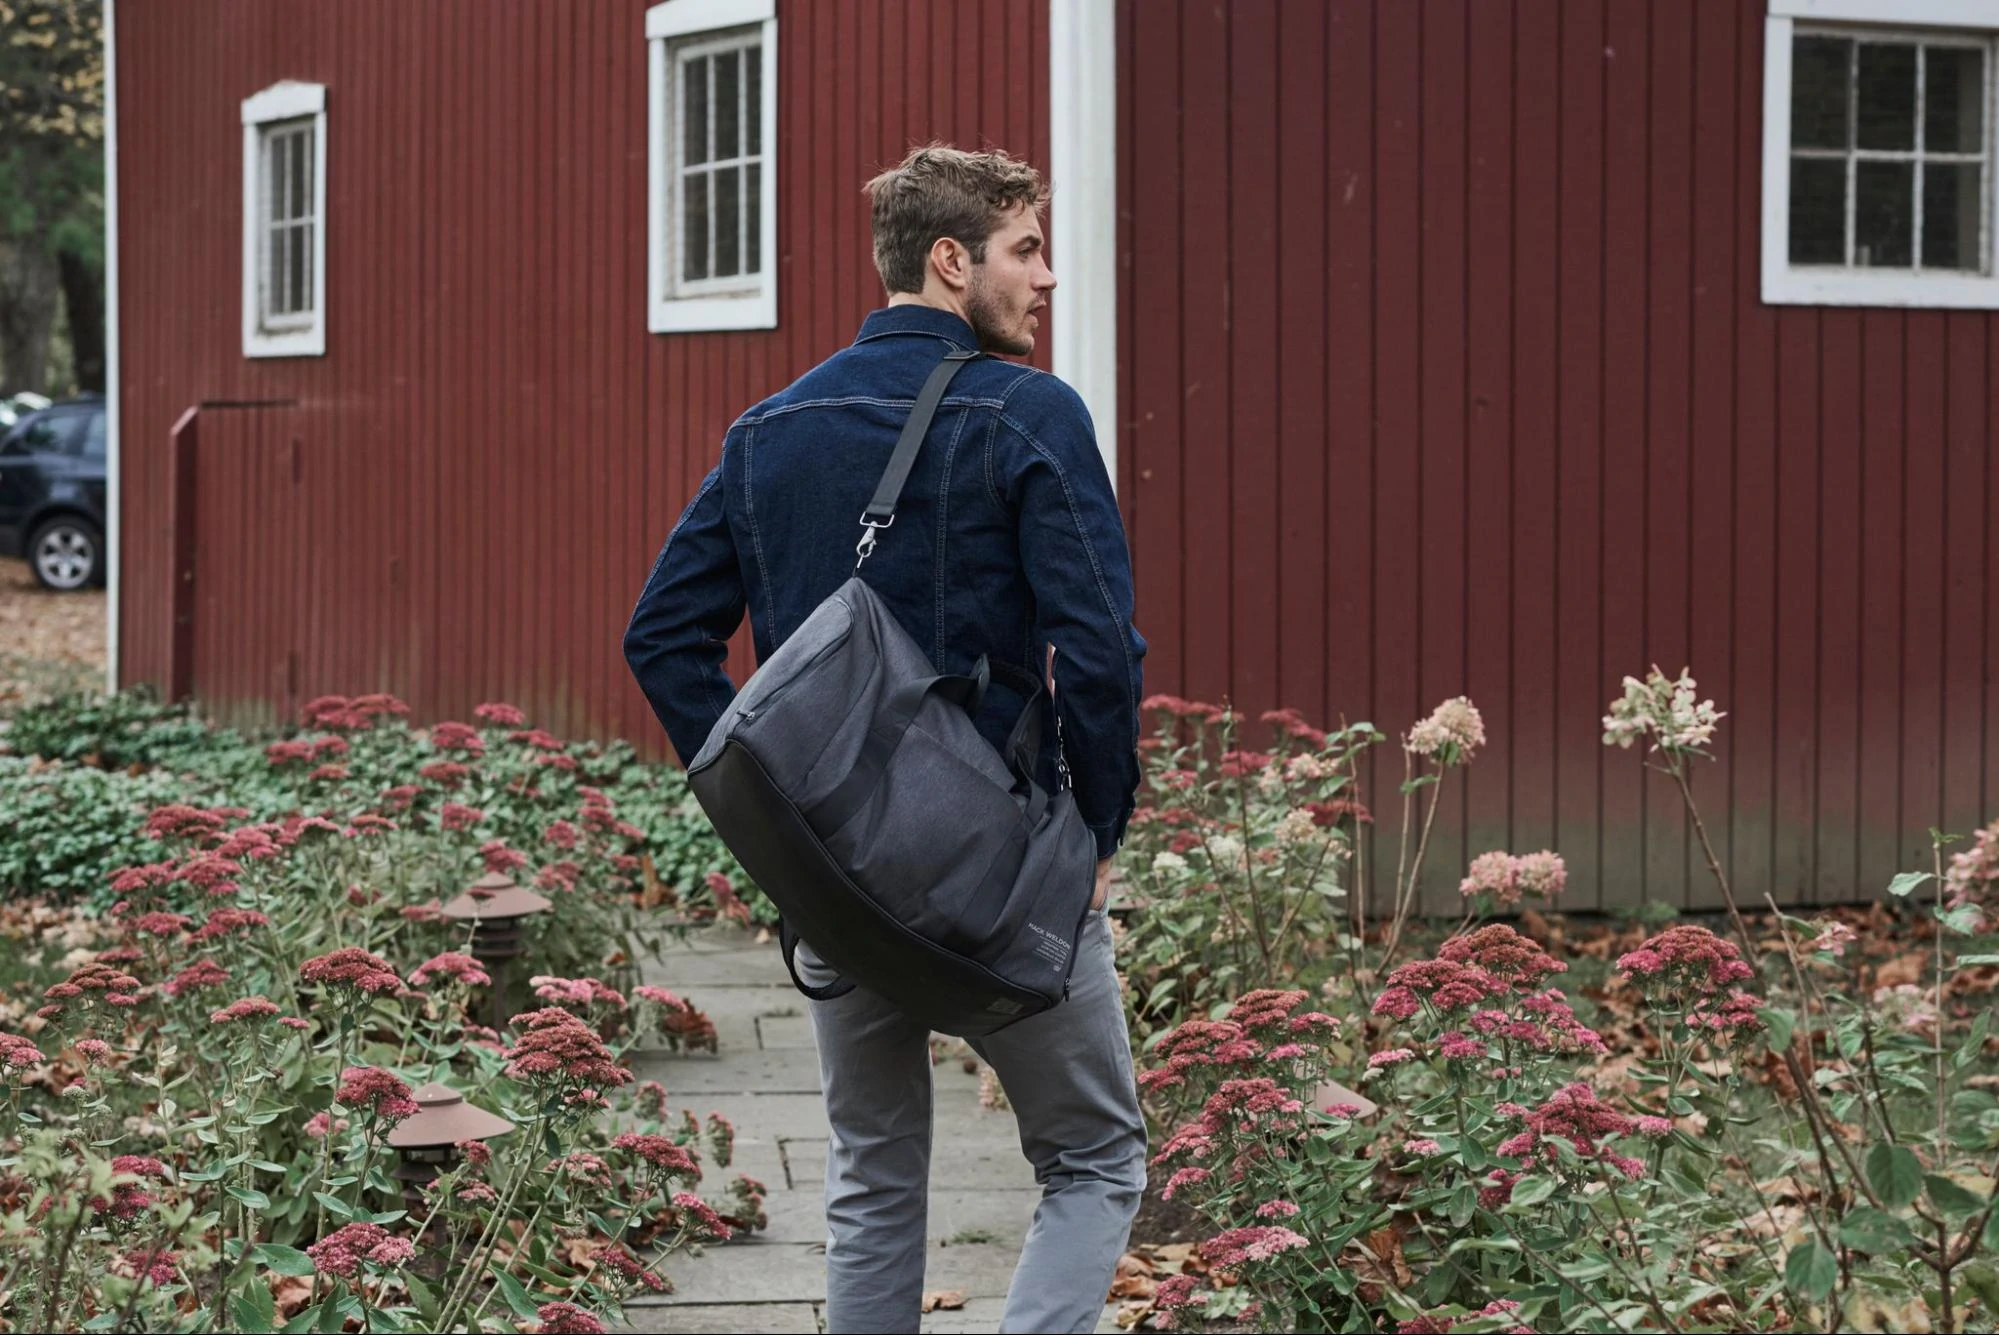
[0, 711, 754, 1333]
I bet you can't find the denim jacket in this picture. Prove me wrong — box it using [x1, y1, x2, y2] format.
[624, 305, 1147, 860]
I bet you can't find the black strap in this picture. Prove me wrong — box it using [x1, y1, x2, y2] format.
[861, 350, 980, 525]
[780, 919, 855, 1001]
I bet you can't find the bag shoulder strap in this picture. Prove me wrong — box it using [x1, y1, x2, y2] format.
[855, 348, 980, 571]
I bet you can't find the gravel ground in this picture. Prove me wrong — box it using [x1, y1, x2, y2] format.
[0, 556, 106, 711]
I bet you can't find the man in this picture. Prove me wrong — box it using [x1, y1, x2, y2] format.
[624, 145, 1146, 1334]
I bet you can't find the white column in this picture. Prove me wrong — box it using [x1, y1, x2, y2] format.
[1048, 0, 1119, 486]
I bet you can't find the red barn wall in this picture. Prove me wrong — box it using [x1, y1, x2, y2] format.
[1119, 0, 1999, 912]
[113, 0, 1050, 742]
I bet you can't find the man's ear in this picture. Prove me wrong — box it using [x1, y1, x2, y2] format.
[929, 236, 971, 292]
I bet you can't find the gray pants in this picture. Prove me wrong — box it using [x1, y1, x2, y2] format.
[801, 908, 1145, 1334]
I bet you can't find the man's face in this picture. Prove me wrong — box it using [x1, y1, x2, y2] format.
[965, 205, 1055, 357]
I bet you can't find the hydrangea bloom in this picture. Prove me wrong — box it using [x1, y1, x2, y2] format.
[1407, 697, 1486, 761]
[1602, 666, 1724, 753]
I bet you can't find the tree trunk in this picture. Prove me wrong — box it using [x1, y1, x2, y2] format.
[0, 239, 61, 396]
[58, 247, 105, 394]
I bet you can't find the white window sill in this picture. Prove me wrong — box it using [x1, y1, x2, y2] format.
[244, 324, 326, 358]
[1764, 268, 1999, 308]
[649, 290, 776, 333]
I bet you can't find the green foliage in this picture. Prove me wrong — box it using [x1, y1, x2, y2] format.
[5, 688, 229, 771]
[0, 755, 180, 901]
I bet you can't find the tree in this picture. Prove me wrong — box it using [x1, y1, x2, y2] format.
[0, 0, 104, 396]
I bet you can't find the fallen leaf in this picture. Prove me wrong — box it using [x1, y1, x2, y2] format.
[1109, 1252, 1158, 1300]
[269, 1274, 313, 1318]
[1114, 1298, 1155, 1330]
[1874, 951, 1926, 989]
[922, 1290, 968, 1313]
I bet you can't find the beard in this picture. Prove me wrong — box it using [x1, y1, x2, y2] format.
[966, 271, 1034, 357]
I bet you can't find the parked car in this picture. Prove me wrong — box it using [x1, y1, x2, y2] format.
[0, 395, 108, 591]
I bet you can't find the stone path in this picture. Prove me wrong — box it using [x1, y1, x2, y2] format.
[620, 926, 1124, 1335]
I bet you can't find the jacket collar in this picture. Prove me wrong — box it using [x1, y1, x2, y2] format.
[852, 304, 981, 353]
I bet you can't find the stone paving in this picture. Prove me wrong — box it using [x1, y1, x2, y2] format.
[618, 926, 1124, 1335]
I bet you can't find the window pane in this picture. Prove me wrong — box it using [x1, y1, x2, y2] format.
[268, 133, 287, 224]
[1922, 161, 1982, 270]
[747, 44, 762, 156]
[715, 49, 740, 161]
[1791, 36, 1852, 150]
[1925, 46, 1985, 154]
[1855, 160, 1914, 266]
[268, 220, 287, 316]
[716, 165, 740, 277]
[289, 225, 309, 312]
[300, 127, 314, 218]
[1790, 157, 1847, 264]
[1856, 43, 1916, 150]
[683, 55, 709, 165]
[295, 131, 311, 218]
[79, 411, 106, 459]
[683, 170, 710, 281]
[747, 161, 762, 273]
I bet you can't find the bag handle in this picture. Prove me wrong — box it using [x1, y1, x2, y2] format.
[854, 349, 981, 572]
[779, 920, 855, 1001]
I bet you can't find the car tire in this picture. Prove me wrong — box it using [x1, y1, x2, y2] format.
[27, 514, 102, 592]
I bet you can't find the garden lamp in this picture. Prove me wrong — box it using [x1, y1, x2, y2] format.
[385, 1081, 515, 1214]
[439, 871, 552, 1026]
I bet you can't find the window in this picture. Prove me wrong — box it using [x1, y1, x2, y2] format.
[1764, 1, 1999, 306]
[241, 81, 327, 356]
[647, 0, 778, 332]
[17, 411, 86, 457]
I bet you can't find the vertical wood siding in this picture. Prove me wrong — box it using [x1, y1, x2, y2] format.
[114, 0, 1049, 746]
[1119, 0, 1999, 911]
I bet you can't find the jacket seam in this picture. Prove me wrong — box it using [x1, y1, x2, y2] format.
[932, 407, 974, 667]
[998, 409, 1140, 790]
[737, 425, 776, 638]
[655, 465, 730, 722]
[740, 394, 1008, 426]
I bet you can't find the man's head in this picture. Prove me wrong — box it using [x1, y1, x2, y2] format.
[865, 145, 1055, 357]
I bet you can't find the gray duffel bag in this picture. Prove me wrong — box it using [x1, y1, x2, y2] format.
[685, 350, 1098, 1036]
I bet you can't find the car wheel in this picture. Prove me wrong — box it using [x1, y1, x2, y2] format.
[27, 515, 102, 592]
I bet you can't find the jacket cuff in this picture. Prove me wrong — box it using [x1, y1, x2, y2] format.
[1088, 819, 1124, 862]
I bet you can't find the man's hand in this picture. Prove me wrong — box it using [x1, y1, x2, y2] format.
[1092, 856, 1115, 911]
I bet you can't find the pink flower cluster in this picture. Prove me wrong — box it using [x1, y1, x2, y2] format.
[1198, 1224, 1309, 1268]
[265, 735, 350, 768]
[300, 947, 403, 998]
[1616, 924, 1763, 1042]
[593, 1243, 669, 1293]
[1944, 819, 1999, 919]
[1459, 850, 1567, 905]
[1495, 1083, 1646, 1182]
[430, 720, 485, 755]
[1, 1032, 46, 1072]
[535, 1303, 606, 1335]
[209, 996, 282, 1025]
[335, 1066, 420, 1124]
[301, 692, 410, 732]
[503, 1007, 633, 1093]
[439, 802, 487, 832]
[474, 701, 528, 727]
[163, 959, 232, 997]
[671, 1190, 735, 1240]
[304, 1221, 416, 1276]
[612, 1133, 701, 1181]
[410, 952, 493, 989]
[1138, 991, 1336, 1094]
[633, 987, 720, 1053]
[532, 975, 627, 1010]
[41, 961, 143, 1020]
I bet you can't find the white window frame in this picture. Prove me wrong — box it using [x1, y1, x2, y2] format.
[647, 0, 778, 333]
[1764, 0, 1999, 306]
[240, 80, 327, 357]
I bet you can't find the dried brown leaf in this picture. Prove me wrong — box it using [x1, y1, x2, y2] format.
[921, 1290, 968, 1313]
